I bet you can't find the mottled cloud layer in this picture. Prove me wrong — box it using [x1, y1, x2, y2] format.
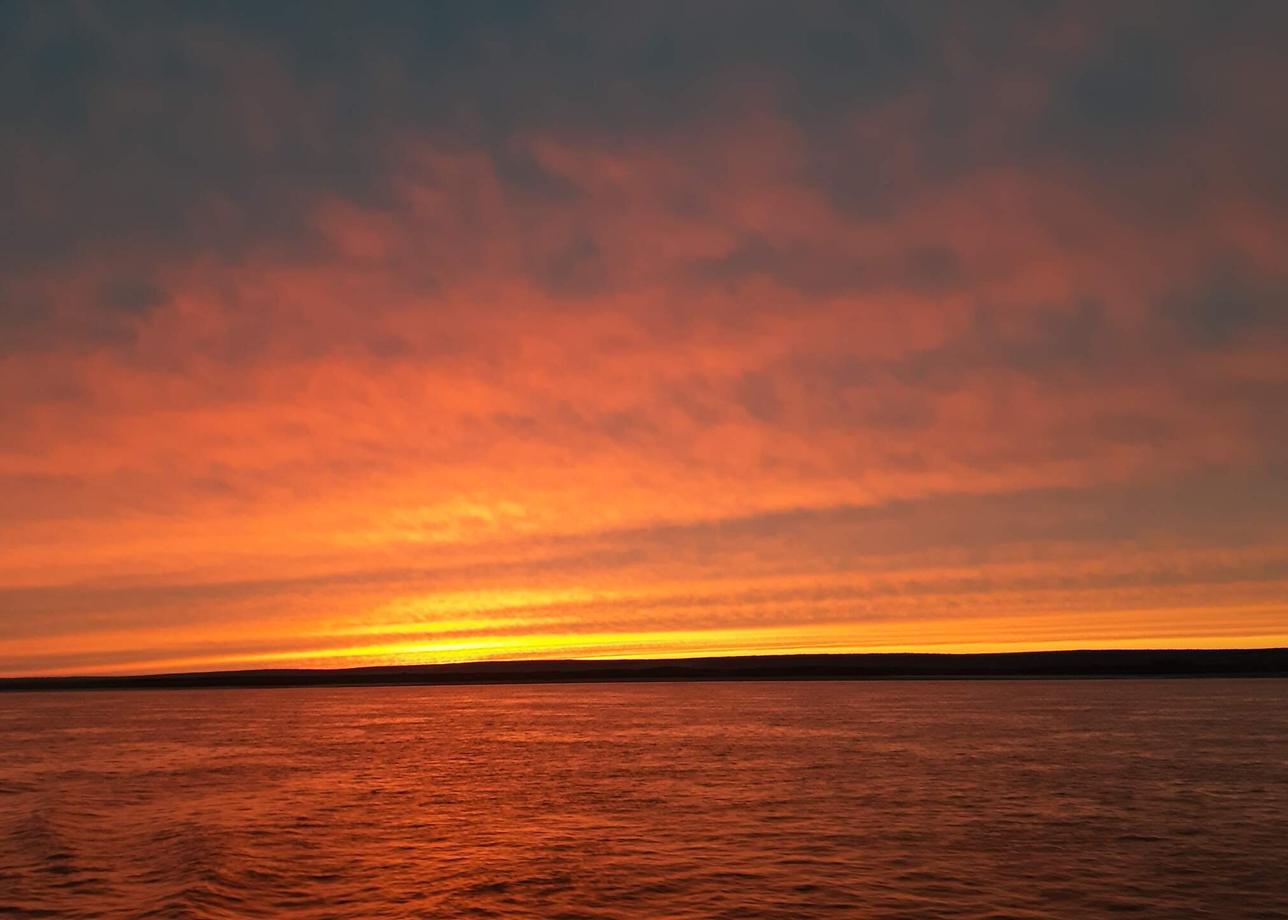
[3, 1, 1286, 674]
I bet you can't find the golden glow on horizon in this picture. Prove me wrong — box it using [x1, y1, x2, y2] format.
[14, 601, 1288, 678]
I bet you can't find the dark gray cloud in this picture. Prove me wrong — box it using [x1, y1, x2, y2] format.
[1156, 264, 1288, 349]
[688, 238, 963, 298]
[1045, 29, 1197, 149]
[3, 1, 1284, 282]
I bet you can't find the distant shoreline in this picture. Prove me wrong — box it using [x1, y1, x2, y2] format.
[3, 648, 1287, 692]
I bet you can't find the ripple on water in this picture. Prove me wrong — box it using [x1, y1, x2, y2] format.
[0, 680, 1287, 918]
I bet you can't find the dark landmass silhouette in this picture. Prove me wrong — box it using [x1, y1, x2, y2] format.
[2, 648, 1287, 692]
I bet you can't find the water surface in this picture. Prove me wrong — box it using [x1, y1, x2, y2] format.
[2, 680, 1286, 918]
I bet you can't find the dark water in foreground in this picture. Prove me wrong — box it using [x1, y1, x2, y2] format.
[2, 681, 1286, 919]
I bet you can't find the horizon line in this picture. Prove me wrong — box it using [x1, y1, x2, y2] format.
[4, 647, 1287, 691]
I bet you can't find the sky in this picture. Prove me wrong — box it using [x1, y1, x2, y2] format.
[2, 1, 1287, 676]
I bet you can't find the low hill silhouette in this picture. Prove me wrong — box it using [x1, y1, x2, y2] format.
[2, 648, 1287, 692]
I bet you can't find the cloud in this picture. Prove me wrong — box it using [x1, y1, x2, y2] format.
[1156, 262, 1288, 348]
[2, 1, 1287, 673]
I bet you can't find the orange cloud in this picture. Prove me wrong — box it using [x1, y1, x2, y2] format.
[3, 2, 1287, 675]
